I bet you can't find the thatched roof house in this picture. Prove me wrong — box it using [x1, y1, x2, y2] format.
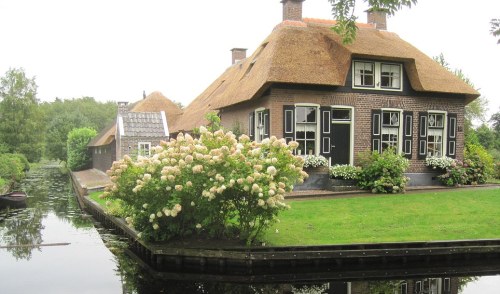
[88, 91, 182, 172]
[171, 6, 478, 134]
[171, 0, 479, 187]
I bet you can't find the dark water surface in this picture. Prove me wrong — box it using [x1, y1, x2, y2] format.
[0, 165, 499, 293]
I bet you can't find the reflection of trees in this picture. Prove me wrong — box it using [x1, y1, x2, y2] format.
[0, 164, 92, 260]
[0, 206, 44, 260]
[458, 276, 478, 292]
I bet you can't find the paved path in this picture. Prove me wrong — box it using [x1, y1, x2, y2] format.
[71, 169, 111, 191]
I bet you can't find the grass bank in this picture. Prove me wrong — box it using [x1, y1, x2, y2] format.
[89, 188, 500, 246]
[263, 187, 500, 245]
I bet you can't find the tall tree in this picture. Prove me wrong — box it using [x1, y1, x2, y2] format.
[329, 0, 418, 44]
[433, 54, 488, 132]
[40, 97, 116, 161]
[491, 19, 500, 44]
[0, 68, 44, 162]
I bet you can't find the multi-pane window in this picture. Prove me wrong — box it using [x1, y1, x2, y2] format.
[381, 63, 401, 89]
[353, 61, 374, 87]
[138, 142, 151, 156]
[256, 110, 266, 142]
[381, 111, 400, 151]
[427, 113, 444, 157]
[295, 106, 317, 156]
[353, 60, 402, 91]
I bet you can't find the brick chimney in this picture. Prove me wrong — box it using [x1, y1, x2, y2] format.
[367, 8, 388, 30]
[281, 0, 304, 21]
[117, 101, 129, 115]
[231, 48, 247, 65]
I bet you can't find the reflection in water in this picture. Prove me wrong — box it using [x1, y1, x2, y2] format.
[1, 164, 499, 293]
[0, 166, 93, 260]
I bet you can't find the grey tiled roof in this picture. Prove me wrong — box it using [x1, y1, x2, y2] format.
[121, 112, 167, 137]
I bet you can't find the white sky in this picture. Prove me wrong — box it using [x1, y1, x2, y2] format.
[0, 0, 498, 119]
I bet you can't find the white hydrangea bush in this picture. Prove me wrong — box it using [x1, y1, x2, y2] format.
[103, 128, 307, 244]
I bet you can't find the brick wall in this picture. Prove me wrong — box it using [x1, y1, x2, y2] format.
[91, 141, 116, 172]
[119, 136, 167, 159]
[220, 87, 466, 173]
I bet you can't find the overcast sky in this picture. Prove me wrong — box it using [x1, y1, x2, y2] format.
[0, 0, 498, 119]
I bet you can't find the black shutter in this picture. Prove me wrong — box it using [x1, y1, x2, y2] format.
[320, 107, 331, 156]
[402, 111, 413, 159]
[263, 109, 270, 138]
[283, 105, 295, 143]
[371, 109, 382, 153]
[418, 112, 428, 159]
[447, 113, 457, 158]
[248, 111, 255, 141]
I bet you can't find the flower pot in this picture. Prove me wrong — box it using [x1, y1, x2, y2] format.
[294, 166, 329, 190]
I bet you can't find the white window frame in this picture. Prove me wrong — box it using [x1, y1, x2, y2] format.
[138, 142, 151, 157]
[294, 103, 320, 156]
[352, 60, 403, 91]
[381, 108, 403, 154]
[427, 110, 447, 157]
[254, 107, 266, 143]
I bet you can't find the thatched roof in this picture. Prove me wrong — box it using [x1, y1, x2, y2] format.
[89, 91, 181, 147]
[88, 120, 116, 147]
[130, 91, 183, 127]
[171, 19, 479, 133]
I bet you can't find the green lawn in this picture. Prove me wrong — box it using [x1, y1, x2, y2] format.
[88, 188, 500, 246]
[262, 187, 500, 246]
[89, 191, 106, 205]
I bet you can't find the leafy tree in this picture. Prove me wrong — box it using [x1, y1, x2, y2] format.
[66, 127, 97, 171]
[0, 68, 44, 162]
[329, 0, 417, 44]
[491, 109, 500, 134]
[476, 123, 496, 149]
[491, 18, 500, 44]
[433, 54, 488, 134]
[41, 97, 116, 161]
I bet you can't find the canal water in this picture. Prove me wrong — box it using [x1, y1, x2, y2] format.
[0, 164, 499, 293]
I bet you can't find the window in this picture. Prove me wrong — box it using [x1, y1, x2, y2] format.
[381, 111, 400, 151]
[138, 142, 151, 156]
[295, 106, 318, 156]
[418, 112, 458, 159]
[353, 60, 403, 91]
[427, 113, 445, 157]
[372, 109, 412, 157]
[249, 109, 269, 142]
[256, 110, 267, 142]
[381, 63, 401, 89]
[353, 61, 374, 87]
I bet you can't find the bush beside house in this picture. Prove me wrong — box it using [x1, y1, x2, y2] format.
[67, 127, 97, 171]
[102, 129, 306, 244]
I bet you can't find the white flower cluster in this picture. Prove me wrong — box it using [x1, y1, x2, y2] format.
[425, 156, 455, 170]
[329, 164, 360, 180]
[104, 129, 307, 241]
[303, 155, 328, 168]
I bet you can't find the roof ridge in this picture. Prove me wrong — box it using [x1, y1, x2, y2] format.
[303, 17, 376, 29]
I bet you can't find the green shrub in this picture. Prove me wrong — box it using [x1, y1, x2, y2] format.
[66, 127, 97, 171]
[357, 149, 409, 193]
[0, 153, 25, 182]
[329, 164, 360, 180]
[494, 162, 500, 180]
[465, 144, 494, 181]
[103, 128, 307, 244]
[437, 160, 468, 186]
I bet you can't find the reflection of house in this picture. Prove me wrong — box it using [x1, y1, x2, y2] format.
[88, 91, 182, 172]
[171, 0, 479, 185]
[350, 277, 459, 294]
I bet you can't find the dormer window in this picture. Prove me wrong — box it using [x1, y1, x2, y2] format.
[353, 60, 402, 91]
